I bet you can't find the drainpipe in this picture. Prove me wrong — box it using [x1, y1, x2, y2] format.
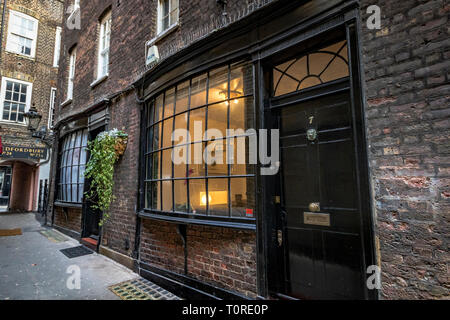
[0, 0, 7, 67]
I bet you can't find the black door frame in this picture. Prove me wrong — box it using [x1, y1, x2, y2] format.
[81, 109, 110, 246]
[254, 11, 378, 300]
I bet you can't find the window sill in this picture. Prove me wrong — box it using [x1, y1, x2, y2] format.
[54, 201, 82, 209]
[60, 98, 72, 108]
[90, 74, 108, 88]
[147, 23, 179, 46]
[137, 210, 256, 230]
[0, 120, 26, 126]
[5, 49, 35, 60]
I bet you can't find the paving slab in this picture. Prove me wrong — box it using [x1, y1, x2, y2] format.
[0, 212, 161, 300]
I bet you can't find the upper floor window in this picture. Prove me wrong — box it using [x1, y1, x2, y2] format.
[6, 10, 38, 58]
[157, 0, 179, 35]
[67, 49, 76, 101]
[53, 27, 62, 67]
[0, 77, 32, 124]
[97, 12, 111, 79]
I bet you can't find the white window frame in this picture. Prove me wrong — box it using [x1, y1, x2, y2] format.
[0, 77, 33, 125]
[6, 10, 39, 58]
[97, 12, 111, 80]
[53, 27, 62, 67]
[67, 49, 76, 101]
[157, 0, 179, 36]
[48, 87, 57, 129]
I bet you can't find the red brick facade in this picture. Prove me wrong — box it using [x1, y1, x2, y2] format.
[0, 0, 63, 212]
[361, 0, 449, 299]
[49, 0, 449, 300]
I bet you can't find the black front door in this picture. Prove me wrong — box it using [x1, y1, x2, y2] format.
[81, 126, 105, 239]
[275, 91, 366, 299]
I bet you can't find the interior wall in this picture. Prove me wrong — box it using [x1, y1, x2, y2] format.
[9, 162, 36, 211]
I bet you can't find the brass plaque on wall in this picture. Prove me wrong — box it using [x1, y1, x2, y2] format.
[303, 212, 331, 226]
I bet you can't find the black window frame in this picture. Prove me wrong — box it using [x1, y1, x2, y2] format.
[139, 61, 257, 230]
[56, 128, 88, 204]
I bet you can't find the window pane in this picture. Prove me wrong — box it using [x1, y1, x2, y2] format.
[190, 73, 207, 108]
[231, 178, 255, 218]
[189, 179, 206, 214]
[189, 107, 205, 143]
[162, 119, 173, 148]
[145, 182, 151, 209]
[155, 94, 164, 123]
[153, 123, 161, 150]
[78, 183, 84, 202]
[162, 180, 172, 211]
[174, 179, 187, 212]
[207, 178, 229, 217]
[163, 87, 175, 118]
[170, 7, 178, 26]
[79, 165, 85, 185]
[161, 149, 172, 179]
[72, 183, 77, 203]
[81, 130, 88, 147]
[229, 135, 256, 176]
[188, 143, 205, 177]
[229, 97, 254, 133]
[206, 102, 227, 139]
[146, 127, 152, 153]
[176, 80, 189, 114]
[151, 181, 160, 210]
[146, 155, 152, 180]
[208, 66, 228, 104]
[147, 101, 155, 125]
[71, 164, 79, 185]
[206, 140, 228, 176]
[173, 146, 187, 178]
[152, 151, 160, 179]
[173, 113, 188, 144]
[230, 62, 253, 97]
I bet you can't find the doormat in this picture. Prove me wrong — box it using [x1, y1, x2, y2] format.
[109, 278, 180, 300]
[60, 245, 93, 258]
[40, 229, 68, 243]
[0, 228, 22, 237]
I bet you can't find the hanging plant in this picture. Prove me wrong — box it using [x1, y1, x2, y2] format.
[84, 128, 128, 226]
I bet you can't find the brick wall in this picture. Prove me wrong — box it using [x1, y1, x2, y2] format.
[0, 0, 63, 144]
[55, 0, 154, 122]
[53, 207, 82, 233]
[100, 92, 140, 256]
[360, 0, 449, 299]
[139, 220, 257, 297]
[186, 225, 257, 297]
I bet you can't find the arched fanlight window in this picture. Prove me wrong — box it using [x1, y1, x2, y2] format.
[273, 40, 349, 97]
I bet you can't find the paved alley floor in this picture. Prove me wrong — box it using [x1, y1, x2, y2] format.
[0, 212, 140, 300]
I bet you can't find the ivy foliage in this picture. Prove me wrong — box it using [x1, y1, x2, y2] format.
[84, 129, 128, 226]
